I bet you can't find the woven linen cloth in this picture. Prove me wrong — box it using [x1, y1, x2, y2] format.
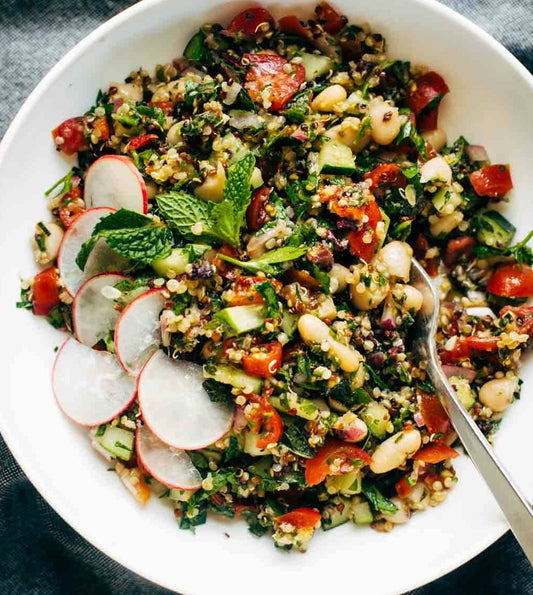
[0, 0, 532, 593]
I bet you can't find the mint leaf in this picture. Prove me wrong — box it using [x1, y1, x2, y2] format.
[210, 153, 255, 246]
[76, 209, 172, 269]
[156, 191, 216, 242]
[216, 246, 307, 275]
[361, 483, 398, 514]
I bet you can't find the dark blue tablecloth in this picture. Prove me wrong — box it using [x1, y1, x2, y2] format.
[0, 1, 532, 593]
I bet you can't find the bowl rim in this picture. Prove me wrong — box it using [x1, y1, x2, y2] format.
[0, 0, 532, 592]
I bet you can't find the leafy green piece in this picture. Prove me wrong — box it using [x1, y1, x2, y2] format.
[187, 451, 209, 470]
[309, 264, 331, 294]
[179, 500, 208, 531]
[256, 281, 281, 319]
[364, 363, 390, 391]
[224, 436, 241, 463]
[47, 305, 65, 329]
[280, 417, 315, 458]
[76, 209, 173, 270]
[216, 246, 307, 276]
[156, 191, 216, 243]
[210, 153, 256, 246]
[183, 30, 212, 66]
[473, 230, 533, 266]
[241, 510, 269, 537]
[326, 381, 372, 408]
[202, 379, 234, 407]
[284, 91, 311, 124]
[361, 483, 398, 514]
[135, 104, 166, 128]
[45, 169, 76, 197]
[395, 112, 427, 159]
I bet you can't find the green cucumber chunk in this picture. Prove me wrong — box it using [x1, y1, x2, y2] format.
[352, 498, 374, 524]
[361, 402, 390, 440]
[300, 53, 334, 81]
[318, 140, 356, 175]
[204, 364, 262, 394]
[475, 210, 516, 247]
[216, 304, 266, 333]
[270, 395, 319, 421]
[98, 426, 134, 461]
[321, 496, 352, 530]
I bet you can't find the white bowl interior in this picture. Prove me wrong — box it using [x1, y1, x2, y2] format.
[0, 1, 532, 594]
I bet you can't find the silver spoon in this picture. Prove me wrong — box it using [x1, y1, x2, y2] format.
[410, 258, 533, 564]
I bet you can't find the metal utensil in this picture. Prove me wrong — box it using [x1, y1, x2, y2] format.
[410, 258, 533, 564]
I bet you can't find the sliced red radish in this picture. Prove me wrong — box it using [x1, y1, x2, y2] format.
[136, 424, 202, 490]
[138, 350, 234, 450]
[72, 273, 130, 346]
[115, 289, 166, 376]
[52, 338, 136, 426]
[85, 155, 147, 214]
[58, 207, 130, 296]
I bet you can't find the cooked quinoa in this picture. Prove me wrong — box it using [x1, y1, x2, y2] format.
[20, 3, 533, 551]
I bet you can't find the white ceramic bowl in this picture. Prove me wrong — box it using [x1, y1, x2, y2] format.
[1, 1, 532, 593]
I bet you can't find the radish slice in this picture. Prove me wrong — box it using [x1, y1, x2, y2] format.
[115, 289, 166, 376]
[58, 207, 130, 296]
[138, 351, 234, 450]
[85, 155, 147, 214]
[72, 273, 130, 346]
[52, 338, 136, 426]
[136, 424, 201, 490]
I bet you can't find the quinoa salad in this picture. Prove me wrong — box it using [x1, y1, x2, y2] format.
[19, 3, 533, 551]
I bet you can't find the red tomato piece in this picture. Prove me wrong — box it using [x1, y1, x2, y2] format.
[439, 336, 500, 364]
[315, 2, 347, 34]
[395, 477, 413, 499]
[469, 164, 513, 198]
[413, 442, 459, 464]
[93, 117, 110, 141]
[499, 305, 533, 336]
[364, 163, 407, 192]
[32, 267, 60, 316]
[418, 392, 450, 436]
[278, 15, 311, 39]
[58, 203, 85, 228]
[242, 341, 283, 378]
[226, 276, 282, 306]
[246, 394, 283, 448]
[52, 117, 88, 155]
[406, 71, 449, 115]
[487, 263, 533, 298]
[125, 134, 159, 152]
[347, 200, 383, 262]
[443, 236, 476, 268]
[305, 439, 372, 486]
[275, 508, 321, 529]
[212, 244, 241, 280]
[244, 53, 305, 111]
[228, 7, 274, 36]
[149, 101, 174, 115]
[246, 187, 272, 231]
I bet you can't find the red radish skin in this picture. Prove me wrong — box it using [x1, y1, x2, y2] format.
[84, 155, 148, 214]
[72, 273, 131, 346]
[137, 351, 234, 450]
[114, 288, 166, 377]
[52, 338, 136, 426]
[136, 425, 202, 490]
[57, 207, 130, 296]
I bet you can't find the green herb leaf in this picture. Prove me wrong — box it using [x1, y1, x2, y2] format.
[216, 246, 307, 275]
[280, 416, 315, 458]
[326, 381, 371, 408]
[156, 191, 217, 242]
[361, 482, 398, 514]
[256, 281, 281, 320]
[202, 379, 234, 407]
[472, 230, 533, 267]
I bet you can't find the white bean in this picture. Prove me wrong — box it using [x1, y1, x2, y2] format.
[382, 497, 411, 524]
[478, 378, 517, 412]
[370, 428, 422, 474]
[373, 241, 412, 282]
[329, 263, 351, 293]
[32, 221, 64, 265]
[394, 284, 424, 314]
[166, 122, 182, 146]
[194, 162, 226, 203]
[368, 100, 403, 145]
[421, 128, 447, 153]
[430, 211, 464, 237]
[150, 80, 180, 103]
[406, 481, 430, 511]
[316, 295, 337, 322]
[325, 117, 370, 153]
[110, 82, 143, 104]
[311, 85, 347, 112]
[420, 156, 452, 184]
[349, 268, 389, 311]
[297, 314, 362, 373]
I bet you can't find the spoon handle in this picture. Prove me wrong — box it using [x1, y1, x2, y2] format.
[427, 347, 533, 564]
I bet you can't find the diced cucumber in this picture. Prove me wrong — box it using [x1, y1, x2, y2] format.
[204, 364, 263, 394]
[243, 431, 266, 456]
[98, 426, 134, 461]
[151, 245, 208, 277]
[326, 471, 361, 495]
[249, 455, 274, 478]
[361, 402, 390, 440]
[321, 496, 352, 531]
[379, 208, 390, 248]
[448, 376, 476, 410]
[351, 497, 374, 524]
[432, 187, 462, 214]
[475, 210, 516, 247]
[216, 304, 266, 334]
[318, 140, 355, 175]
[168, 488, 194, 502]
[390, 220, 412, 241]
[223, 133, 250, 165]
[280, 310, 298, 338]
[270, 394, 319, 421]
[300, 53, 334, 82]
[251, 167, 264, 189]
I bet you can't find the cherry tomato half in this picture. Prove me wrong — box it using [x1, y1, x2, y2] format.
[487, 263, 533, 298]
[246, 394, 283, 449]
[406, 71, 449, 115]
[305, 439, 372, 486]
[32, 267, 60, 316]
[52, 117, 88, 155]
[443, 236, 476, 268]
[418, 391, 450, 436]
[228, 7, 274, 36]
[242, 341, 283, 378]
[314, 2, 347, 34]
[439, 336, 500, 365]
[246, 187, 272, 232]
[413, 442, 459, 464]
[275, 508, 321, 529]
[226, 276, 283, 307]
[347, 200, 383, 262]
[364, 163, 407, 194]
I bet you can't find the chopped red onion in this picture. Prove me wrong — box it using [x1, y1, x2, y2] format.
[466, 145, 489, 162]
[442, 364, 476, 383]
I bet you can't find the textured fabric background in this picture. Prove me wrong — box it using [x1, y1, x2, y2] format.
[0, 0, 532, 593]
